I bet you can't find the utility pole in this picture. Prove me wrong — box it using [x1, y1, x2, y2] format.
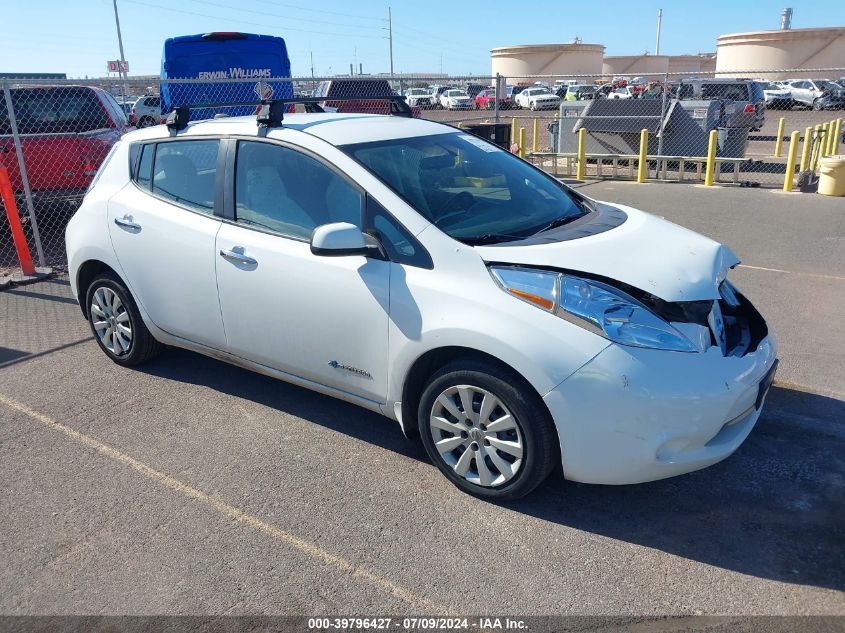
[310, 49, 315, 90]
[655, 9, 663, 56]
[388, 7, 394, 76]
[112, 0, 129, 106]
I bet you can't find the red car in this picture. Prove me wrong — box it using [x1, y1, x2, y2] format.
[474, 88, 510, 110]
[314, 79, 421, 117]
[0, 85, 128, 211]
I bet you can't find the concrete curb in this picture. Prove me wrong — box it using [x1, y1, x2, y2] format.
[0, 267, 54, 291]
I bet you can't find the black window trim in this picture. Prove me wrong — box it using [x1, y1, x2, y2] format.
[127, 135, 225, 219]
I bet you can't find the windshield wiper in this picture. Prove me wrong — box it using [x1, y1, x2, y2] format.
[533, 214, 581, 234]
[462, 232, 525, 245]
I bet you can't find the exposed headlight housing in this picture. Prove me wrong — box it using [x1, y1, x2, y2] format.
[489, 266, 697, 353]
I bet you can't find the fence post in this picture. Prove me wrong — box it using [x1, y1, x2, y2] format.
[813, 124, 824, 170]
[2, 80, 46, 267]
[637, 128, 648, 184]
[820, 122, 830, 158]
[773, 117, 785, 157]
[494, 73, 502, 124]
[576, 128, 586, 180]
[783, 130, 800, 193]
[518, 127, 525, 159]
[799, 126, 812, 172]
[532, 118, 538, 154]
[704, 129, 718, 186]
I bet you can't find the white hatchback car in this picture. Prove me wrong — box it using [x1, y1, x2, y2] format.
[67, 110, 778, 499]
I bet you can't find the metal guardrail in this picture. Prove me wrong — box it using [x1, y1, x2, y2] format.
[529, 151, 752, 184]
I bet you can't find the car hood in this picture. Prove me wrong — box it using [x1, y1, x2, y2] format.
[473, 203, 740, 302]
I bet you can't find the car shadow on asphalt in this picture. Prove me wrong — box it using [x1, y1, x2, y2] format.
[509, 385, 845, 593]
[140, 349, 844, 592]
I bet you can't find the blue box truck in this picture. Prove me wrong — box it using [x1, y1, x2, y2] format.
[160, 32, 293, 121]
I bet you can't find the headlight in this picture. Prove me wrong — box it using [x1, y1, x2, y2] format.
[490, 266, 697, 353]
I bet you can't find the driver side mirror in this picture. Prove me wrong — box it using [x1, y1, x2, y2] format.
[310, 222, 380, 257]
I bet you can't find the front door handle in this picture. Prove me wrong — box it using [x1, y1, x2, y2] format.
[219, 248, 258, 266]
[114, 215, 141, 230]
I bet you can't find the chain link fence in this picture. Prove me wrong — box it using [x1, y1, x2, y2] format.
[2, 68, 844, 281]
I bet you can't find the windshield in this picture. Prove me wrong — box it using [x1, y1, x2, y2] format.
[341, 132, 589, 244]
[817, 80, 838, 91]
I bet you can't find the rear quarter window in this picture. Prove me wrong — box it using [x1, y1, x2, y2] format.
[5, 87, 109, 134]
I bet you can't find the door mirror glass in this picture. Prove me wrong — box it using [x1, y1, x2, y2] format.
[311, 222, 370, 257]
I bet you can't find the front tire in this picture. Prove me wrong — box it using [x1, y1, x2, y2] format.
[86, 272, 162, 366]
[418, 360, 558, 500]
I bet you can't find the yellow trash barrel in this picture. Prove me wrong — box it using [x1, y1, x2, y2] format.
[818, 155, 845, 196]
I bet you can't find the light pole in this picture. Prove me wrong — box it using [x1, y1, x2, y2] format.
[655, 9, 663, 56]
[112, 0, 130, 105]
[388, 7, 394, 77]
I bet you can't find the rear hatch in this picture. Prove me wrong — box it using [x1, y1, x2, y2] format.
[0, 86, 119, 193]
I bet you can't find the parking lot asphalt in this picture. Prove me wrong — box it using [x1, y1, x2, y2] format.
[0, 182, 843, 618]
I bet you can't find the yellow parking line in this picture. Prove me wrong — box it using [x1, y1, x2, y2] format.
[0, 393, 448, 614]
[737, 264, 845, 282]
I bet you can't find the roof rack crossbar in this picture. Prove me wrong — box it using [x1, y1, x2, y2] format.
[165, 95, 412, 131]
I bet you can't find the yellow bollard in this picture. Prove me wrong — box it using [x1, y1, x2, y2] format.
[576, 128, 586, 180]
[783, 130, 800, 192]
[827, 119, 839, 156]
[511, 117, 517, 147]
[518, 127, 525, 159]
[774, 117, 785, 157]
[799, 126, 812, 172]
[637, 128, 648, 183]
[834, 118, 843, 155]
[532, 117, 539, 154]
[704, 129, 718, 186]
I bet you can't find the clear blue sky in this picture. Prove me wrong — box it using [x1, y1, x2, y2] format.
[5, 0, 845, 77]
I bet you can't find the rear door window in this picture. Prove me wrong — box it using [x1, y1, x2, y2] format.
[152, 140, 220, 214]
[4, 87, 108, 134]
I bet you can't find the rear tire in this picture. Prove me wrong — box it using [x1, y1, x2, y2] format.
[85, 272, 162, 366]
[138, 116, 156, 128]
[418, 359, 558, 500]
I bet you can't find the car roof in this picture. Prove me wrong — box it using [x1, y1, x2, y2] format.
[123, 112, 456, 146]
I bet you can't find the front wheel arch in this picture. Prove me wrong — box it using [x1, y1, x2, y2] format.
[400, 346, 555, 440]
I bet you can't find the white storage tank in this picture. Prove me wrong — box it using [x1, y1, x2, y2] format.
[602, 55, 669, 80]
[716, 27, 845, 79]
[491, 43, 605, 79]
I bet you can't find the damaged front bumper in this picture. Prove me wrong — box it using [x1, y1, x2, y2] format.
[543, 332, 778, 485]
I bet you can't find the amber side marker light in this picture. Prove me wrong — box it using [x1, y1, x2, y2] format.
[508, 288, 555, 311]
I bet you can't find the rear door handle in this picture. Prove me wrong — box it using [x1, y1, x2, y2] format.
[219, 248, 257, 266]
[114, 215, 141, 230]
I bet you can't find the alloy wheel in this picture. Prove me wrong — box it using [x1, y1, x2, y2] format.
[90, 286, 132, 356]
[428, 385, 524, 487]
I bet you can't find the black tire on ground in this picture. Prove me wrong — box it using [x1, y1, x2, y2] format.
[85, 271, 163, 366]
[812, 99, 823, 111]
[417, 359, 559, 500]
